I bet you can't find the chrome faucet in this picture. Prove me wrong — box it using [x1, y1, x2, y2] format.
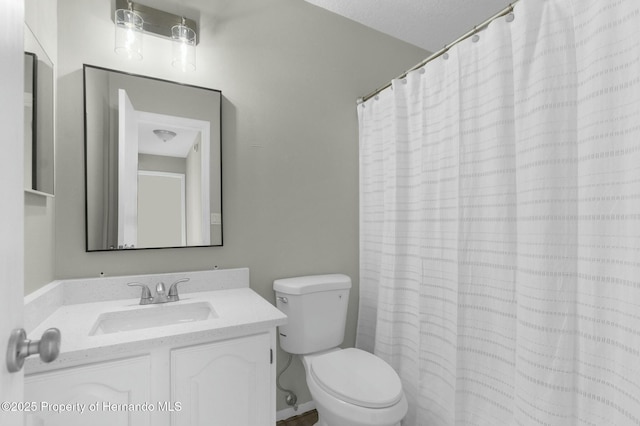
[128, 278, 190, 305]
[154, 282, 169, 303]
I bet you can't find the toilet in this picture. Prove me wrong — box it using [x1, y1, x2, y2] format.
[274, 274, 407, 426]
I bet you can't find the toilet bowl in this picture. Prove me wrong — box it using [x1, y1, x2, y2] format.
[302, 349, 407, 426]
[273, 274, 407, 426]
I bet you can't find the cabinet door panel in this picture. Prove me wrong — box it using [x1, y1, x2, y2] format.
[171, 333, 270, 426]
[25, 356, 151, 426]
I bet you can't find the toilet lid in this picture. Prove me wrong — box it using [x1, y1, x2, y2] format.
[310, 348, 403, 409]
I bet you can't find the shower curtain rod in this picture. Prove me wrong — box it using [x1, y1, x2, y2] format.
[357, 1, 520, 104]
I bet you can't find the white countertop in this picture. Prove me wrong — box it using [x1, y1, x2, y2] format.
[24, 269, 287, 374]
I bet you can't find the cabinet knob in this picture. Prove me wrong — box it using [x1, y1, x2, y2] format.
[6, 328, 61, 373]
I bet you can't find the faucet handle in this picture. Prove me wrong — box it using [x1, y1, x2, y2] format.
[168, 278, 190, 302]
[127, 282, 152, 305]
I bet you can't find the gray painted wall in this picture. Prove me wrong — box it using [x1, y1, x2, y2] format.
[51, 0, 426, 412]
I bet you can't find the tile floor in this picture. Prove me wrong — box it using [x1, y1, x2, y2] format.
[276, 409, 318, 426]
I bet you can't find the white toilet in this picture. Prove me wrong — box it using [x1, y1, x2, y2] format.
[274, 274, 407, 426]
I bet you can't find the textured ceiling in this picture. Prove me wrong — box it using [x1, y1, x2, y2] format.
[303, 0, 513, 52]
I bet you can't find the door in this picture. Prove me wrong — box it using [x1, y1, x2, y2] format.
[118, 88, 139, 248]
[24, 356, 152, 426]
[137, 171, 186, 247]
[171, 333, 272, 426]
[0, 0, 26, 425]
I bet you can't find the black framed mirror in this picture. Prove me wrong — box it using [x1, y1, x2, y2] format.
[83, 65, 222, 251]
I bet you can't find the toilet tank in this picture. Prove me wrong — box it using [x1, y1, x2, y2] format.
[274, 274, 351, 355]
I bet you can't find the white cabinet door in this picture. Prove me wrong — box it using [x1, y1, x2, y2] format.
[171, 333, 271, 426]
[24, 356, 152, 426]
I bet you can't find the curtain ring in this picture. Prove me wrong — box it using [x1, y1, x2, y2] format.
[505, 3, 515, 22]
[471, 26, 480, 43]
[442, 45, 449, 60]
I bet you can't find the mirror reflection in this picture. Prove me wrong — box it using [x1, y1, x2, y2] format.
[24, 26, 55, 196]
[84, 65, 222, 251]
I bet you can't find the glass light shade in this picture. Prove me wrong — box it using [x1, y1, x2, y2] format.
[171, 23, 196, 72]
[114, 8, 144, 60]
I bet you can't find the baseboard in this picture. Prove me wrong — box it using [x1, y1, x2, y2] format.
[276, 400, 316, 421]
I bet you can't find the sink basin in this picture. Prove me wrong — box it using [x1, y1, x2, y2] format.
[89, 302, 217, 336]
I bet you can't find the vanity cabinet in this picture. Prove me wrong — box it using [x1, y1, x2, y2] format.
[171, 333, 272, 426]
[24, 332, 275, 426]
[24, 356, 152, 426]
[23, 271, 286, 426]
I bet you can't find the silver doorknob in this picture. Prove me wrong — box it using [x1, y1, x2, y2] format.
[6, 328, 61, 373]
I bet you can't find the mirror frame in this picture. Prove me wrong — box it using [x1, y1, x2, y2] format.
[24, 52, 37, 190]
[83, 65, 223, 252]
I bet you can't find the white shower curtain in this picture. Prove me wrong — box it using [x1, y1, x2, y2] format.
[357, 0, 640, 425]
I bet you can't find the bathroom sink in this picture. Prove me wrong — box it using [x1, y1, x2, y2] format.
[89, 302, 217, 336]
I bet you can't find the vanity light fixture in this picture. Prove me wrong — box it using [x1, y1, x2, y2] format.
[172, 17, 197, 72]
[112, 0, 199, 71]
[153, 129, 177, 142]
[114, 1, 144, 60]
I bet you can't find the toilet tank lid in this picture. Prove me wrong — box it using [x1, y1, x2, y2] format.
[273, 274, 351, 295]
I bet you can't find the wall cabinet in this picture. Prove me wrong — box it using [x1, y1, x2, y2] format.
[24, 332, 274, 426]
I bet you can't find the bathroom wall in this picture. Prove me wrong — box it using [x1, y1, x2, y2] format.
[24, 0, 57, 295]
[54, 0, 427, 411]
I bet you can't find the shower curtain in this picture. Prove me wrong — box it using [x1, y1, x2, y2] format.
[356, 0, 640, 425]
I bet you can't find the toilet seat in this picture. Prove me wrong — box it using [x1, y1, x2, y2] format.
[310, 348, 403, 409]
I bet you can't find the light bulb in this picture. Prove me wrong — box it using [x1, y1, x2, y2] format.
[114, 3, 143, 60]
[171, 18, 196, 71]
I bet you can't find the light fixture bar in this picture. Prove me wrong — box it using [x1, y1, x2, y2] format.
[113, 0, 199, 45]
